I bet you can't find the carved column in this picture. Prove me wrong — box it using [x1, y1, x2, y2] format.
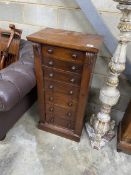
[86, 0, 131, 149]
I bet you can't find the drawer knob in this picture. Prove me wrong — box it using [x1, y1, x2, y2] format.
[68, 102, 73, 107]
[49, 107, 54, 112]
[49, 73, 54, 78]
[49, 61, 54, 66]
[47, 49, 53, 54]
[72, 54, 77, 59]
[48, 117, 54, 123]
[70, 78, 75, 83]
[49, 97, 54, 101]
[71, 66, 76, 71]
[69, 90, 73, 95]
[67, 112, 72, 117]
[49, 85, 54, 89]
[67, 121, 71, 129]
[50, 117, 54, 123]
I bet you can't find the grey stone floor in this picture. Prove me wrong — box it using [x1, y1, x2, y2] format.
[0, 104, 131, 175]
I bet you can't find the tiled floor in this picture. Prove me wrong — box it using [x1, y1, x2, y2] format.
[0, 104, 131, 175]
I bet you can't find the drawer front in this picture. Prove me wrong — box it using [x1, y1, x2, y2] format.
[45, 92, 78, 110]
[46, 103, 76, 121]
[43, 66, 81, 86]
[46, 114, 75, 130]
[42, 45, 85, 64]
[42, 56, 83, 74]
[44, 79, 80, 99]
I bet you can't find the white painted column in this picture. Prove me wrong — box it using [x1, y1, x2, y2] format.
[86, 0, 131, 149]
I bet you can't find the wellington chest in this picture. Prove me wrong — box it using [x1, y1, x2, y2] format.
[27, 28, 102, 141]
[117, 100, 131, 154]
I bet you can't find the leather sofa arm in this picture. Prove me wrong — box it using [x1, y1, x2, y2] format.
[0, 40, 36, 111]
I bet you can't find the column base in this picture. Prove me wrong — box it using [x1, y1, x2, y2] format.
[85, 122, 115, 150]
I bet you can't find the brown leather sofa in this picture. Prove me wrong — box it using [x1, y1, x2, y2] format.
[0, 40, 37, 140]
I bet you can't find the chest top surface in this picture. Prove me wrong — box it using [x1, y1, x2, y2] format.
[27, 28, 103, 53]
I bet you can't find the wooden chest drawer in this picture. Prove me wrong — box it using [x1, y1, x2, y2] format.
[42, 45, 85, 64]
[43, 66, 81, 86]
[46, 114, 75, 131]
[46, 103, 76, 121]
[45, 92, 78, 110]
[44, 79, 80, 99]
[42, 56, 83, 74]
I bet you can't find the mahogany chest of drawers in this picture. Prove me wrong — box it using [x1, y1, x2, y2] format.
[27, 28, 102, 141]
[117, 100, 131, 154]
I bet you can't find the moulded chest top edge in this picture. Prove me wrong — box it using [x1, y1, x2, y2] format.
[27, 28, 103, 53]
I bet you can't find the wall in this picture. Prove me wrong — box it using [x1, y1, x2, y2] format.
[0, 0, 130, 122]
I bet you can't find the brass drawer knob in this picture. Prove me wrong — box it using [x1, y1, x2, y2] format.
[67, 112, 72, 117]
[69, 90, 73, 95]
[49, 107, 54, 112]
[49, 97, 54, 101]
[71, 66, 76, 71]
[67, 121, 71, 129]
[72, 54, 77, 59]
[68, 102, 73, 107]
[48, 61, 54, 66]
[50, 117, 54, 123]
[49, 73, 54, 77]
[70, 78, 75, 83]
[48, 117, 54, 124]
[47, 48, 53, 54]
[49, 85, 54, 89]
